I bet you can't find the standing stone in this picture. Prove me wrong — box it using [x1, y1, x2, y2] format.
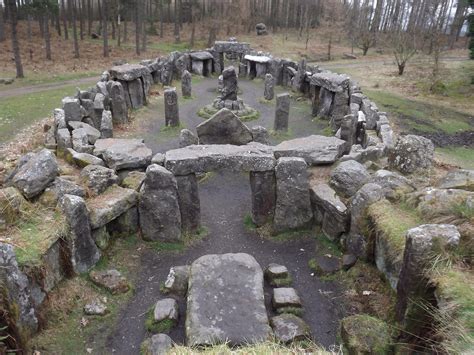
[139, 164, 182, 242]
[181, 70, 192, 98]
[59, 194, 101, 274]
[164, 87, 180, 127]
[291, 59, 306, 92]
[108, 81, 128, 124]
[250, 171, 276, 226]
[128, 78, 145, 109]
[221, 66, 238, 101]
[273, 157, 312, 233]
[100, 110, 113, 138]
[62, 97, 82, 122]
[264, 73, 275, 100]
[340, 114, 357, 150]
[274, 93, 290, 131]
[176, 174, 200, 233]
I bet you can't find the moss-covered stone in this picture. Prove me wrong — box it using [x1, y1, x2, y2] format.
[340, 314, 392, 354]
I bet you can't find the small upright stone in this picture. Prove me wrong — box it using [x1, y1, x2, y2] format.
[274, 93, 290, 131]
[221, 66, 238, 101]
[100, 110, 113, 138]
[153, 298, 179, 324]
[181, 70, 192, 98]
[179, 129, 198, 148]
[271, 314, 310, 344]
[272, 287, 302, 311]
[265, 263, 291, 287]
[264, 73, 274, 100]
[164, 87, 180, 127]
[163, 265, 190, 296]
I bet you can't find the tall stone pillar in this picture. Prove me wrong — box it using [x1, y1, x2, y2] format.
[181, 70, 192, 98]
[250, 171, 276, 226]
[164, 87, 180, 127]
[176, 173, 201, 233]
[264, 73, 274, 100]
[274, 93, 290, 131]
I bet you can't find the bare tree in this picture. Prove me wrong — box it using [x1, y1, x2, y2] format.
[71, 0, 80, 58]
[6, 0, 24, 78]
[0, 4, 6, 43]
[391, 31, 417, 75]
[61, 0, 69, 40]
[102, 0, 109, 57]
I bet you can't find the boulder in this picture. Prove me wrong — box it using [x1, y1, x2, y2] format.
[271, 314, 310, 344]
[274, 135, 346, 165]
[57, 128, 72, 154]
[87, 185, 138, 229]
[437, 169, 474, 191]
[139, 165, 182, 242]
[72, 128, 94, 153]
[164, 143, 276, 175]
[151, 153, 165, 166]
[66, 148, 105, 168]
[153, 298, 178, 324]
[179, 129, 198, 148]
[120, 171, 146, 191]
[196, 108, 253, 146]
[340, 315, 392, 354]
[60, 194, 101, 273]
[371, 169, 414, 200]
[12, 149, 59, 199]
[90, 269, 130, 294]
[141, 334, 173, 355]
[39, 177, 86, 207]
[186, 253, 272, 346]
[414, 188, 474, 221]
[220, 66, 238, 101]
[68, 121, 101, 144]
[80, 164, 119, 195]
[91, 226, 111, 250]
[273, 158, 312, 233]
[251, 126, 270, 145]
[84, 300, 108, 315]
[108, 80, 128, 124]
[342, 254, 357, 271]
[310, 255, 341, 275]
[109, 63, 149, 81]
[163, 265, 190, 296]
[329, 160, 371, 198]
[62, 97, 82, 122]
[94, 138, 153, 170]
[388, 135, 434, 174]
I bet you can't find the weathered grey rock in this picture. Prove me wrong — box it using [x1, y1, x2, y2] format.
[396, 224, 460, 323]
[57, 128, 72, 155]
[175, 54, 191, 79]
[163, 265, 190, 296]
[44, 126, 57, 149]
[414, 188, 474, 219]
[90, 269, 130, 294]
[94, 138, 153, 170]
[348, 183, 384, 258]
[291, 59, 306, 92]
[87, 186, 138, 229]
[127, 78, 145, 109]
[274, 93, 290, 131]
[0, 243, 39, 335]
[361, 99, 379, 130]
[186, 253, 272, 346]
[39, 177, 86, 207]
[272, 287, 302, 309]
[60, 194, 101, 273]
[108, 81, 128, 124]
[12, 149, 59, 199]
[340, 114, 357, 151]
[80, 164, 118, 195]
[69, 121, 101, 144]
[271, 314, 310, 344]
[93, 92, 106, 110]
[264, 263, 290, 286]
[342, 254, 357, 271]
[221, 66, 238, 101]
[106, 206, 139, 238]
[53, 108, 67, 132]
[181, 70, 192, 98]
[164, 87, 180, 127]
[340, 315, 392, 354]
[379, 124, 394, 148]
[62, 97, 82, 122]
[151, 153, 165, 166]
[141, 334, 173, 355]
[437, 169, 474, 191]
[330, 91, 350, 131]
[179, 129, 198, 148]
[264, 73, 274, 100]
[310, 183, 349, 241]
[255, 22, 268, 35]
[72, 128, 94, 153]
[153, 298, 179, 325]
[120, 171, 146, 191]
[84, 300, 108, 315]
[176, 174, 200, 233]
[100, 110, 113, 139]
[164, 143, 276, 175]
[139, 165, 181, 242]
[315, 87, 334, 118]
[388, 135, 434, 174]
[109, 63, 149, 81]
[329, 160, 371, 198]
[91, 226, 111, 250]
[3, 152, 35, 186]
[371, 169, 414, 200]
[311, 72, 349, 93]
[250, 170, 276, 226]
[273, 158, 312, 233]
[197, 108, 253, 145]
[274, 135, 346, 165]
[66, 148, 105, 168]
[251, 126, 270, 145]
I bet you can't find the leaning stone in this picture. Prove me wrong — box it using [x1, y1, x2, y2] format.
[80, 164, 119, 196]
[163, 265, 190, 296]
[94, 138, 153, 171]
[90, 269, 130, 294]
[164, 87, 180, 127]
[179, 129, 198, 148]
[62, 97, 82, 122]
[153, 298, 178, 324]
[66, 148, 105, 168]
[340, 315, 392, 354]
[272, 287, 302, 310]
[388, 135, 434, 174]
[274, 93, 290, 131]
[196, 108, 253, 146]
[251, 126, 270, 145]
[329, 160, 371, 198]
[87, 185, 138, 229]
[141, 334, 173, 355]
[274, 135, 346, 165]
[12, 149, 59, 199]
[139, 165, 182, 242]
[100, 110, 114, 139]
[39, 177, 86, 207]
[271, 314, 310, 344]
[437, 169, 474, 191]
[186, 253, 272, 346]
[273, 158, 312, 233]
[60, 194, 101, 274]
[176, 174, 200, 233]
[84, 300, 108, 316]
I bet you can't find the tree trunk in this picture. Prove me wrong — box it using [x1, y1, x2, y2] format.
[71, 0, 80, 58]
[135, 0, 140, 55]
[141, 0, 147, 52]
[44, 11, 52, 60]
[189, 5, 195, 48]
[7, 0, 24, 78]
[79, 0, 84, 40]
[87, 0, 92, 36]
[398, 63, 405, 76]
[102, 0, 109, 57]
[174, 0, 180, 43]
[159, 0, 163, 37]
[61, 0, 69, 40]
[124, 18, 128, 42]
[0, 5, 5, 42]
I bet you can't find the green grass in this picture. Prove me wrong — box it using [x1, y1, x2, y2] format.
[364, 90, 472, 134]
[436, 147, 474, 170]
[0, 84, 88, 143]
[270, 275, 293, 287]
[151, 241, 185, 253]
[0, 71, 98, 90]
[276, 306, 304, 317]
[144, 308, 176, 334]
[315, 232, 343, 257]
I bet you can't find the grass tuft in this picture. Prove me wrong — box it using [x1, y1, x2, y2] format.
[144, 307, 175, 334]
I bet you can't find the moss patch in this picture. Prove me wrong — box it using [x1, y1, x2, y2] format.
[144, 308, 176, 334]
[277, 306, 304, 317]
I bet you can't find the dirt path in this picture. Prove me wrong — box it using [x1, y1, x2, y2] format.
[0, 76, 99, 99]
[105, 78, 343, 353]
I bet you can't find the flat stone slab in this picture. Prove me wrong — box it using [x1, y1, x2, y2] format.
[190, 51, 214, 60]
[272, 287, 302, 309]
[244, 54, 271, 63]
[109, 64, 149, 81]
[93, 138, 152, 171]
[165, 143, 276, 175]
[214, 41, 250, 53]
[274, 135, 346, 165]
[186, 253, 272, 346]
[310, 72, 350, 92]
[271, 314, 310, 344]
